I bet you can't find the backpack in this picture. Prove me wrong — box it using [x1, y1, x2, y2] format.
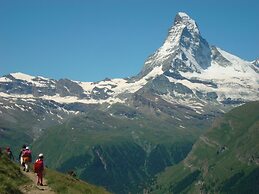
[34, 159, 43, 173]
[23, 150, 32, 157]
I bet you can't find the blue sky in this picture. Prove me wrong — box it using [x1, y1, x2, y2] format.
[0, 0, 258, 82]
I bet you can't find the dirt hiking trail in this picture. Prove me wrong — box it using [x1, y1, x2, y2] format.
[20, 168, 56, 194]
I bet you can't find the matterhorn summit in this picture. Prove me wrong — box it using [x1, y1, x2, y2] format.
[173, 12, 199, 34]
[141, 12, 212, 77]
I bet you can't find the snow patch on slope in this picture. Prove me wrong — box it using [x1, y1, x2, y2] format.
[0, 92, 124, 105]
[0, 77, 12, 82]
[10, 72, 50, 87]
[78, 66, 164, 97]
[178, 48, 259, 101]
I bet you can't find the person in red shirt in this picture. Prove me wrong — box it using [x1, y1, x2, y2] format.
[34, 153, 44, 186]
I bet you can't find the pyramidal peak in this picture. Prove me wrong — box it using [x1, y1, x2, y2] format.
[173, 12, 199, 34]
[161, 12, 201, 57]
[141, 12, 211, 77]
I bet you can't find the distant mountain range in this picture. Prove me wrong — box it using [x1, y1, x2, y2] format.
[0, 12, 258, 194]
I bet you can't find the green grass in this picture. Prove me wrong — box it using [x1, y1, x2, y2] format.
[45, 168, 111, 194]
[0, 154, 30, 194]
[152, 101, 259, 194]
[32, 109, 198, 169]
[31, 107, 202, 193]
[0, 153, 111, 194]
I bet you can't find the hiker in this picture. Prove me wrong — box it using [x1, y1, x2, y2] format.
[19, 144, 26, 167]
[34, 153, 44, 186]
[5, 147, 15, 160]
[22, 146, 32, 172]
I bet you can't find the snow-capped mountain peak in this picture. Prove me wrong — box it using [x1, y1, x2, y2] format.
[10, 72, 35, 80]
[8, 72, 53, 87]
[140, 12, 211, 77]
[10, 72, 49, 81]
[174, 12, 199, 34]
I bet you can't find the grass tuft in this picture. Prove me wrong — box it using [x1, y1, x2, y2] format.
[0, 154, 30, 194]
[45, 168, 111, 194]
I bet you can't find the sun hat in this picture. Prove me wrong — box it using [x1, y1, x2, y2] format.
[39, 153, 44, 158]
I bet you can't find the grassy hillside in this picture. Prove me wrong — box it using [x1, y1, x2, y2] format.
[45, 168, 111, 194]
[0, 155, 30, 194]
[32, 106, 206, 193]
[151, 101, 259, 194]
[0, 154, 111, 194]
[0, 101, 213, 193]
